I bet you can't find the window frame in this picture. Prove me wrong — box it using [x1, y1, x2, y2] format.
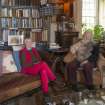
[82, 0, 99, 29]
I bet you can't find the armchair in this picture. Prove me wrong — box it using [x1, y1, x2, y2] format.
[76, 67, 102, 88]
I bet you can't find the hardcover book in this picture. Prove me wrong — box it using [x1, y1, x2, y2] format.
[1, 0, 9, 6]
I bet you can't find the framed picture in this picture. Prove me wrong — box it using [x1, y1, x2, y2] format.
[8, 35, 24, 45]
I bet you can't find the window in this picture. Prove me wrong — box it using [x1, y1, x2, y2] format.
[82, 0, 97, 29]
[99, 0, 105, 28]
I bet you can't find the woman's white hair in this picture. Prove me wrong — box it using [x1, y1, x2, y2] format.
[83, 30, 93, 41]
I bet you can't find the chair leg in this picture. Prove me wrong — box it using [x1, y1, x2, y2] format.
[100, 84, 102, 88]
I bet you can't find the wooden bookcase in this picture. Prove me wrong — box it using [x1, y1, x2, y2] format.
[0, 0, 42, 45]
[0, 0, 64, 46]
[55, 31, 79, 48]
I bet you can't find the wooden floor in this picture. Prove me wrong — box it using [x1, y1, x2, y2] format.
[2, 82, 103, 105]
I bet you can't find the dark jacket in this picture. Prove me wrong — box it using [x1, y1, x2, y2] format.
[88, 43, 100, 66]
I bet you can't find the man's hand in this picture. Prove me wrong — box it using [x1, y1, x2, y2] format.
[80, 60, 88, 66]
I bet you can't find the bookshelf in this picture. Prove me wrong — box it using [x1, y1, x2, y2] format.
[0, 0, 64, 46]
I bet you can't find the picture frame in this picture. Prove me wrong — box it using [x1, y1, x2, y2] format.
[8, 35, 24, 45]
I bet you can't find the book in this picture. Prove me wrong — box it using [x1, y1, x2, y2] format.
[39, 5, 54, 16]
[42, 29, 48, 41]
[8, 8, 16, 17]
[1, 18, 8, 28]
[23, 9, 31, 17]
[25, 0, 30, 6]
[1, 0, 9, 6]
[12, 17, 17, 28]
[8, 9, 12, 17]
[18, 0, 25, 6]
[9, 0, 15, 6]
[15, 0, 19, 6]
[40, 0, 47, 5]
[32, 9, 40, 18]
[24, 29, 31, 38]
[18, 18, 22, 28]
[0, 29, 3, 41]
[9, 30, 17, 35]
[17, 30, 25, 35]
[38, 18, 43, 28]
[31, 31, 43, 42]
[16, 9, 23, 17]
[1, 8, 8, 17]
[2, 29, 9, 42]
[29, 18, 32, 28]
[8, 18, 12, 28]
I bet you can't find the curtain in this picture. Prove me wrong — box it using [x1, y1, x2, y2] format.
[99, 0, 105, 28]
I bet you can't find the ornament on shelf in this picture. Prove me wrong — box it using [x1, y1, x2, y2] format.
[40, 0, 47, 5]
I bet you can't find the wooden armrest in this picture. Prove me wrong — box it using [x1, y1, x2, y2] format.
[93, 67, 98, 71]
[77, 67, 99, 71]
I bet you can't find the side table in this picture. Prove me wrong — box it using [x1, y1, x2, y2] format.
[47, 48, 69, 82]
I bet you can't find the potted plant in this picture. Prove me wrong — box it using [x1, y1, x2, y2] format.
[93, 25, 104, 42]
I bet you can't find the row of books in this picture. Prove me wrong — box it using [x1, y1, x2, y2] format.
[0, 29, 48, 43]
[47, 0, 64, 4]
[0, 5, 63, 17]
[0, 8, 40, 18]
[1, 29, 26, 36]
[31, 30, 48, 42]
[40, 5, 54, 16]
[0, 0, 40, 6]
[39, 4, 64, 16]
[1, 29, 25, 42]
[0, 18, 43, 29]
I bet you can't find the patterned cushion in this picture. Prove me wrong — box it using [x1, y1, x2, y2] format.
[12, 51, 21, 71]
[2, 51, 17, 74]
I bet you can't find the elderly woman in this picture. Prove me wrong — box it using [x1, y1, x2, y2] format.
[66, 30, 99, 91]
[19, 37, 56, 99]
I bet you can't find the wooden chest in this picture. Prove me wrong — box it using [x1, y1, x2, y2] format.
[0, 72, 41, 104]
